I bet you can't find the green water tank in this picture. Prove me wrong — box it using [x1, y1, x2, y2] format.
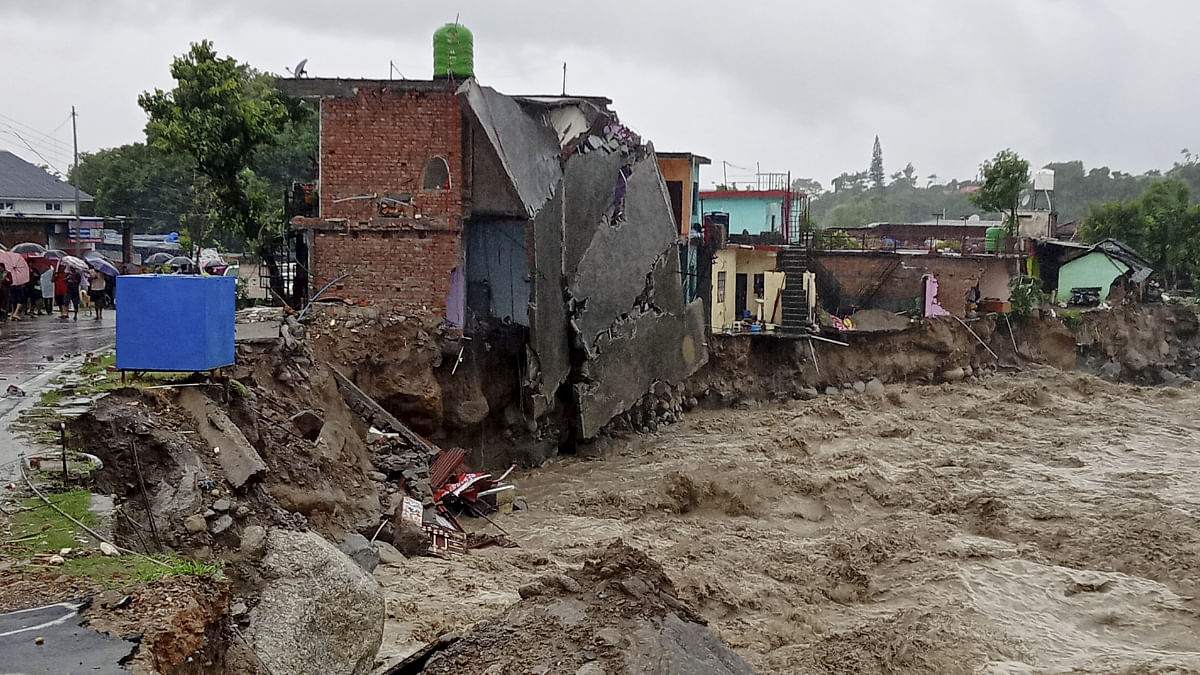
[433, 23, 474, 79]
[985, 226, 1005, 252]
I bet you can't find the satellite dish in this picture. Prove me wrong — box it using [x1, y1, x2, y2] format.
[1020, 190, 1031, 207]
[286, 58, 309, 78]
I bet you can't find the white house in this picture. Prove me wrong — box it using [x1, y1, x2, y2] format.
[0, 150, 92, 216]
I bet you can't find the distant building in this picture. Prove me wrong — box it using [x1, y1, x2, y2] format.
[0, 150, 96, 249]
[1034, 238, 1152, 302]
[0, 150, 91, 217]
[655, 152, 709, 238]
[699, 188, 808, 241]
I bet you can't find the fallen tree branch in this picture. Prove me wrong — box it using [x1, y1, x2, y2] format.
[952, 315, 1000, 361]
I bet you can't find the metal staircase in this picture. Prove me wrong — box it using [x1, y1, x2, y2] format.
[777, 237, 814, 333]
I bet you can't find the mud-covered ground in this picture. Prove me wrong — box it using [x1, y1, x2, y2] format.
[375, 368, 1200, 674]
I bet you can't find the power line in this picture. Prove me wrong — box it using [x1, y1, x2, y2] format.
[0, 112, 73, 152]
[0, 122, 73, 160]
[0, 129, 67, 175]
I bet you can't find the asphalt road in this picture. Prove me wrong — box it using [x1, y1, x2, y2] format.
[0, 601, 134, 674]
[0, 312, 116, 389]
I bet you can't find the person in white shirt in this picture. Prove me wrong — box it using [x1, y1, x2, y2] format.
[87, 268, 107, 320]
[39, 267, 53, 315]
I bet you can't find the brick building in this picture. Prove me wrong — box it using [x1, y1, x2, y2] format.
[282, 79, 463, 316]
[279, 75, 707, 440]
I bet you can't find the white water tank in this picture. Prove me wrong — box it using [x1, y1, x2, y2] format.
[1034, 169, 1055, 192]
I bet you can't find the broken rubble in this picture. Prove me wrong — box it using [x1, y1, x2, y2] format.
[290, 409, 325, 440]
[338, 533, 381, 574]
[210, 515, 234, 535]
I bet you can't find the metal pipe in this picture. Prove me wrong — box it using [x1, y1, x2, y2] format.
[297, 273, 349, 321]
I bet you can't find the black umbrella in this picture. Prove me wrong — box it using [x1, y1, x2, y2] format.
[144, 252, 174, 265]
[43, 249, 67, 260]
[11, 242, 47, 255]
[167, 256, 194, 267]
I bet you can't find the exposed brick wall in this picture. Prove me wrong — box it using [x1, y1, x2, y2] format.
[0, 223, 50, 249]
[311, 228, 459, 313]
[308, 83, 466, 309]
[319, 86, 463, 228]
[812, 251, 1013, 317]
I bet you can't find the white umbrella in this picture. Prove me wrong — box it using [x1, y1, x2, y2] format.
[59, 255, 89, 271]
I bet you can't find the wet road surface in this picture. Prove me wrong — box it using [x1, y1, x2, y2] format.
[0, 312, 115, 394]
[0, 312, 115, 476]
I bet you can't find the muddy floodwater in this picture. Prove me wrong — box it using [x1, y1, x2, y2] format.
[374, 368, 1200, 674]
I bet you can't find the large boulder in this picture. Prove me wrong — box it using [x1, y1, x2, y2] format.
[247, 529, 384, 675]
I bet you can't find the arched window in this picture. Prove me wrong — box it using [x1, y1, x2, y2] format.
[422, 156, 450, 190]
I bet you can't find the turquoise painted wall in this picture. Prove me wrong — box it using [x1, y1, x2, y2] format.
[701, 195, 781, 235]
[1058, 251, 1129, 301]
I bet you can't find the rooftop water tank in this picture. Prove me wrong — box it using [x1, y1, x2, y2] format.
[985, 226, 1005, 252]
[433, 23, 474, 80]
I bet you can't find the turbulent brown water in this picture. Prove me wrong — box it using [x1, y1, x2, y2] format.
[374, 368, 1200, 674]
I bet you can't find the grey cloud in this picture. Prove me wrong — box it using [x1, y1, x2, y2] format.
[3, 0, 1200, 186]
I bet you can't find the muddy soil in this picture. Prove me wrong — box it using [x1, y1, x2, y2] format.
[374, 368, 1200, 674]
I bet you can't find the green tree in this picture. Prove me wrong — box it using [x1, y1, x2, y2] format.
[1080, 177, 1200, 286]
[971, 149, 1030, 235]
[790, 177, 824, 198]
[71, 143, 191, 232]
[869, 135, 885, 190]
[138, 40, 290, 243]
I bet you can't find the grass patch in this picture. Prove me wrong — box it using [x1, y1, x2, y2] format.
[38, 389, 62, 407]
[62, 552, 224, 587]
[6, 488, 222, 587]
[78, 352, 116, 376]
[9, 489, 94, 553]
[1061, 309, 1084, 332]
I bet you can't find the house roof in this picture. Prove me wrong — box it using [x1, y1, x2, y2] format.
[657, 152, 712, 165]
[1042, 237, 1154, 283]
[0, 151, 93, 202]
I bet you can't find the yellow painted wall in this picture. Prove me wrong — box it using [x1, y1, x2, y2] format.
[658, 157, 694, 238]
[710, 247, 784, 332]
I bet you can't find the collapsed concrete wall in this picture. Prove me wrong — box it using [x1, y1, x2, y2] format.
[460, 80, 708, 441]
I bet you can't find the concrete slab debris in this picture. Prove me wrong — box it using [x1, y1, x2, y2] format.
[179, 389, 267, 489]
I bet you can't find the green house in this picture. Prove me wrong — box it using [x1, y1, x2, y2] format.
[1045, 239, 1152, 301]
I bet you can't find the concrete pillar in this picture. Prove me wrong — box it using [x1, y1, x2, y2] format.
[122, 222, 134, 263]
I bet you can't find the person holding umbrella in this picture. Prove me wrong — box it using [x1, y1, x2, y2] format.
[87, 267, 106, 320]
[66, 267, 82, 320]
[0, 262, 11, 323]
[53, 265, 69, 318]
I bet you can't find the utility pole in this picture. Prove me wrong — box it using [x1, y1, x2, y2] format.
[71, 106, 80, 256]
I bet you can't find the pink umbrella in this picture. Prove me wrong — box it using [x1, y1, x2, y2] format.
[0, 250, 31, 285]
[58, 255, 89, 272]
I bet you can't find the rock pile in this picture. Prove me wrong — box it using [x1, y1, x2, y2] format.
[415, 540, 755, 675]
[606, 381, 695, 434]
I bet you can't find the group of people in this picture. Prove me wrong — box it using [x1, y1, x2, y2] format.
[0, 263, 110, 323]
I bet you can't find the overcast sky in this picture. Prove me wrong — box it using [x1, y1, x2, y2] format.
[2, 1, 1197, 190]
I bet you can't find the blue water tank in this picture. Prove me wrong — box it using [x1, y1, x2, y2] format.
[116, 275, 236, 371]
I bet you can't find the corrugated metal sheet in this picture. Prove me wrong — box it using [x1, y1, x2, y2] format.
[430, 448, 468, 490]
